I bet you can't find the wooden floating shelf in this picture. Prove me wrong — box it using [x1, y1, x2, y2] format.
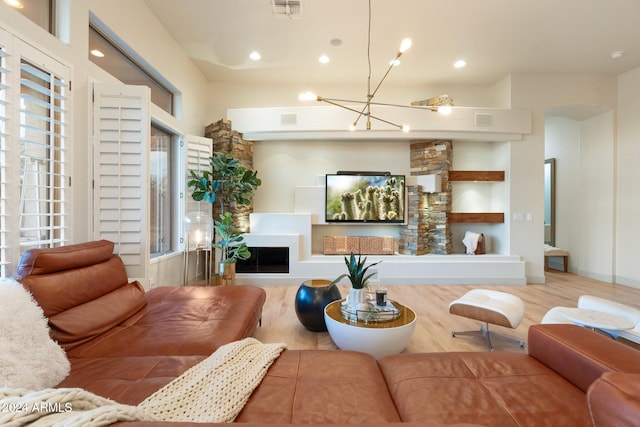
[448, 213, 505, 223]
[449, 170, 505, 182]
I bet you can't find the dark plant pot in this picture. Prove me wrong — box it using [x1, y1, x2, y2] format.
[295, 279, 342, 332]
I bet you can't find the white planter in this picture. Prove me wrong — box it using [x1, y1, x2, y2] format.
[348, 288, 368, 311]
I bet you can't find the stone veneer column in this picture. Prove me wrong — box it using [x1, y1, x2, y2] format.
[401, 140, 453, 255]
[398, 184, 426, 255]
[204, 119, 255, 232]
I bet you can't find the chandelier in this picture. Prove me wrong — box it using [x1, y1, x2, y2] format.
[299, 0, 454, 132]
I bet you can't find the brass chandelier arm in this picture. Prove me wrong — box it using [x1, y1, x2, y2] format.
[317, 97, 405, 130]
[369, 51, 404, 101]
[319, 97, 441, 112]
[350, 50, 405, 128]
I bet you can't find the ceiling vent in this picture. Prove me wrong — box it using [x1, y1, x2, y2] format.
[272, 0, 303, 19]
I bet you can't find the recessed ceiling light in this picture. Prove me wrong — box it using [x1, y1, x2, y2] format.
[330, 38, 342, 47]
[249, 51, 261, 61]
[610, 50, 625, 59]
[318, 55, 330, 64]
[90, 49, 105, 58]
[454, 59, 467, 69]
[3, 0, 24, 8]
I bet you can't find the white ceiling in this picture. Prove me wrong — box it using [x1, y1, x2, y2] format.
[142, 0, 640, 89]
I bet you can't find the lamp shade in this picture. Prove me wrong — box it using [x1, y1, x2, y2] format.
[184, 212, 213, 250]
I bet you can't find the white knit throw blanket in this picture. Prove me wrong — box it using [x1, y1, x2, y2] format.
[0, 338, 286, 427]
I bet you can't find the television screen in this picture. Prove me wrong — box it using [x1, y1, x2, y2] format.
[325, 174, 406, 223]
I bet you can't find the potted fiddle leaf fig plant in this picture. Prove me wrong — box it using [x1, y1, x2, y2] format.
[188, 151, 261, 217]
[332, 252, 381, 311]
[214, 212, 251, 280]
[187, 151, 261, 283]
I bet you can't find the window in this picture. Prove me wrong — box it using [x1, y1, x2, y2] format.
[3, 0, 55, 34]
[88, 25, 174, 115]
[150, 124, 175, 257]
[0, 32, 70, 278]
[19, 59, 68, 251]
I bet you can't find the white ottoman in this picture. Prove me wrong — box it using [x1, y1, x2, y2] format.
[449, 289, 525, 350]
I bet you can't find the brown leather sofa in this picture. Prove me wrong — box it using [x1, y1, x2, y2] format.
[16, 241, 640, 426]
[15, 240, 266, 404]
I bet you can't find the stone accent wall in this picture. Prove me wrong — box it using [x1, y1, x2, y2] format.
[400, 140, 453, 254]
[398, 185, 426, 255]
[204, 119, 255, 232]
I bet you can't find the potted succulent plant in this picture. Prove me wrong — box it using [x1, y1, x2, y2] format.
[332, 252, 381, 311]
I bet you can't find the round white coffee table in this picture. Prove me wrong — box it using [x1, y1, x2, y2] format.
[324, 299, 416, 359]
[559, 308, 634, 331]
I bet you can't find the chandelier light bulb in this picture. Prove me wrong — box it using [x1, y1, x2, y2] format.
[399, 38, 412, 53]
[438, 106, 453, 115]
[390, 59, 401, 67]
[349, 123, 357, 131]
[298, 91, 317, 101]
[401, 125, 410, 132]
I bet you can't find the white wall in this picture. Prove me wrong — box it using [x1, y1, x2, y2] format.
[509, 75, 618, 283]
[579, 112, 615, 281]
[252, 139, 411, 215]
[545, 113, 615, 282]
[617, 67, 640, 288]
[208, 81, 505, 123]
[545, 117, 581, 262]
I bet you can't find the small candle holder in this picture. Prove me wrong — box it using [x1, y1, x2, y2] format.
[375, 287, 388, 306]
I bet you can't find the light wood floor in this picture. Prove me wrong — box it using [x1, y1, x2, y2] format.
[253, 270, 640, 353]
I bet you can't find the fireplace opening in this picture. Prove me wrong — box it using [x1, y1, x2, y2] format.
[236, 247, 290, 273]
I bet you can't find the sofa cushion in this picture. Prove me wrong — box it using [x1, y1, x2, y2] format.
[379, 351, 592, 426]
[15, 239, 115, 278]
[588, 372, 640, 427]
[56, 355, 207, 405]
[48, 280, 147, 348]
[236, 350, 402, 424]
[16, 241, 147, 350]
[528, 323, 640, 392]
[66, 285, 266, 358]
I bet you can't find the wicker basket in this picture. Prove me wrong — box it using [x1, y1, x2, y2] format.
[323, 236, 395, 255]
[359, 236, 395, 255]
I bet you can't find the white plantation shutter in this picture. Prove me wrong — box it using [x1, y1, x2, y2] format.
[18, 58, 70, 250]
[0, 35, 71, 278]
[0, 29, 15, 277]
[93, 84, 150, 281]
[184, 134, 212, 216]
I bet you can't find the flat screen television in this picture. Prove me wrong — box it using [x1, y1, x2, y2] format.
[325, 173, 406, 223]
